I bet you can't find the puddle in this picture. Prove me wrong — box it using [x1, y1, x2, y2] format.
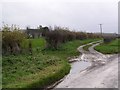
[70, 61, 91, 74]
[55, 60, 91, 88]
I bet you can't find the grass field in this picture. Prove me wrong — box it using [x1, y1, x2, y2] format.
[95, 39, 120, 54]
[3, 38, 100, 88]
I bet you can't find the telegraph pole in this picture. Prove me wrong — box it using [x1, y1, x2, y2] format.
[99, 24, 103, 37]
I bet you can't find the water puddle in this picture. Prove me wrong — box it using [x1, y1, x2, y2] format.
[55, 60, 91, 88]
[70, 61, 91, 74]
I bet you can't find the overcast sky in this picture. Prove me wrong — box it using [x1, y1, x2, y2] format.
[1, 0, 119, 33]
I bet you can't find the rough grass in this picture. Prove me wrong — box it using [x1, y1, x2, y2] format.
[83, 44, 92, 51]
[3, 38, 100, 88]
[3, 54, 70, 89]
[83, 41, 100, 51]
[3, 53, 69, 88]
[95, 39, 120, 54]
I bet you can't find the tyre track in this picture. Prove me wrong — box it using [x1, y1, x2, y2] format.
[55, 40, 118, 88]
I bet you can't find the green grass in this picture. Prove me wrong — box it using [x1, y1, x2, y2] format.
[83, 44, 92, 51]
[3, 51, 70, 88]
[83, 41, 100, 51]
[3, 38, 100, 88]
[43, 38, 100, 59]
[95, 39, 120, 54]
[0, 56, 1, 89]
[3, 53, 69, 88]
[21, 38, 46, 49]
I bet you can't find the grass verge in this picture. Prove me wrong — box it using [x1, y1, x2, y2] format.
[95, 39, 120, 54]
[83, 44, 92, 51]
[3, 52, 70, 88]
[83, 41, 100, 51]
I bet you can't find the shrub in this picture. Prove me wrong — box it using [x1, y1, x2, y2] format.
[75, 32, 88, 40]
[44, 26, 101, 49]
[103, 35, 116, 43]
[2, 24, 26, 55]
[45, 30, 63, 49]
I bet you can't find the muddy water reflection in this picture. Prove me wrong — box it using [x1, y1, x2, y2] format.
[70, 61, 91, 74]
[55, 61, 91, 88]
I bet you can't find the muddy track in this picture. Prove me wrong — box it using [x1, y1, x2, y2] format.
[55, 41, 118, 88]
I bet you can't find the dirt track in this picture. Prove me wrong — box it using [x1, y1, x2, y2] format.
[55, 41, 118, 88]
